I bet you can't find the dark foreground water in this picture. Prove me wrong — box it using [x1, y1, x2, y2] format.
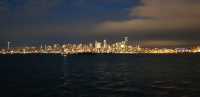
[0, 54, 200, 97]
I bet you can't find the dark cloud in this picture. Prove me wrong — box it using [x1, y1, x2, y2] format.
[96, 0, 200, 33]
[0, 0, 200, 47]
[0, 0, 10, 16]
[18, 0, 64, 16]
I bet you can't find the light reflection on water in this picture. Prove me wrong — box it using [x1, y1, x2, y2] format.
[64, 54, 200, 97]
[1, 54, 200, 97]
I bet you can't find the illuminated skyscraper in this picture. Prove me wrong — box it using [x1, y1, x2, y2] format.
[103, 40, 107, 48]
[124, 37, 128, 43]
[137, 40, 141, 51]
[95, 41, 101, 49]
[89, 43, 93, 48]
[40, 44, 43, 49]
[7, 41, 10, 49]
[45, 44, 47, 50]
[124, 37, 128, 51]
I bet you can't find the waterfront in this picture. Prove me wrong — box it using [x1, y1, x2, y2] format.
[1, 37, 200, 55]
[1, 53, 200, 97]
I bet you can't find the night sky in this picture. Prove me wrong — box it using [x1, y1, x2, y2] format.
[0, 0, 200, 47]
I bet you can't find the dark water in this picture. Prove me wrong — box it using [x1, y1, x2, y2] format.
[1, 54, 200, 97]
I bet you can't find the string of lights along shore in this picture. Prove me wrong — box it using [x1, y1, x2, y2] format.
[1, 37, 200, 54]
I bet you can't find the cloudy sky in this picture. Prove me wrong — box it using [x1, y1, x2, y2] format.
[0, 0, 200, 47]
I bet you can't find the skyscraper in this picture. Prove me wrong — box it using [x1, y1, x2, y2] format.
[137, 40, 141, 51]
[95, 41, 101, 49]
[103, 40, 107, 48]
[124, 37, 128, 43]
[7, 41, 10, 49]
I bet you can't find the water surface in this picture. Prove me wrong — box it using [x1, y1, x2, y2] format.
[1, 54, 200, 97]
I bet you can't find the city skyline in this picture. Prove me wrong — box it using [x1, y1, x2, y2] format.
[1, 37, 200, 48]
[0, 0, 200, 47]
[0, 38, 200, 48]
[1, 37, 200, 55]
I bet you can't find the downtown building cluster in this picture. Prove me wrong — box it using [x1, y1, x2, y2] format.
[1, 37, 200, 54]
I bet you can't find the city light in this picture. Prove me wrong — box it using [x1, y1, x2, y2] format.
[0, 37, 200, 55]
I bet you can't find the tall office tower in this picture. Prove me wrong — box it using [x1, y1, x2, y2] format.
[124, 37, 128, 45]
[137, 40, 141, 50]
[95, 41, 101, 49]
[103, 40, 107, 48]
[124, 37, 128, 43]
[44, 44, 47, 50]
[7, 41, 10, 49]
[89, 43, 93, 48]
[40, 44, 43, 49]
